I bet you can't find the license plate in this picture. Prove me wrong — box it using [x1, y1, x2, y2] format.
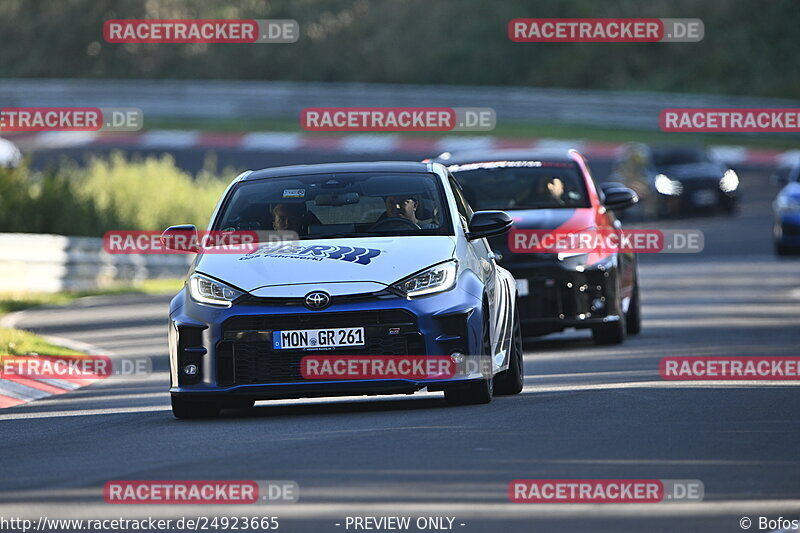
[515, 278, 530, 297]
[692, 189, 717, 206]
[273, 327, 365, 350]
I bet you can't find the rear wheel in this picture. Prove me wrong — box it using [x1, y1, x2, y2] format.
[445, 312, 494, 405]
[494, 307, 524, 395]
[171, 395, 221, 419]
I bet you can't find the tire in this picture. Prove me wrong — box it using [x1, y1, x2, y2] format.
[592, 284, 627, 345]
[445, 312, 493, 406]
[171, 395, 221, 419]
[494, 307, 524, 395]
[775, 241, 792, 256]
[626, 276, 642, 335]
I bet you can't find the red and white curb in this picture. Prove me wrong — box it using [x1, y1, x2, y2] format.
[0, 313, 108, 409]
[4, 130, 797, 166]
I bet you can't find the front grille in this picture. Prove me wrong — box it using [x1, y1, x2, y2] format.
[517, 273, 608, 321]
[237, 290, 395, 307]
[680, 178, 721, 194]
[519, 277, 560, 319]
[217, 310, 424, 386]
[222, 309, 415, 332]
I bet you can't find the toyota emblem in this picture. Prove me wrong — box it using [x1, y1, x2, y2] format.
[304, 291, 331, 310]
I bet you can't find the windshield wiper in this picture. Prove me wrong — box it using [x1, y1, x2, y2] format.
[300, 232, 383, 239]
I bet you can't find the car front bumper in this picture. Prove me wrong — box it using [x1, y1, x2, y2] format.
[507, 254, 622, 335]
[168, 281, 488, 400]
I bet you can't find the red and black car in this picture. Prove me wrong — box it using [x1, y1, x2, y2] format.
[433, 149, 641, 345]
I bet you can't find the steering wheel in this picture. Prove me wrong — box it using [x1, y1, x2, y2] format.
[370, 217, 420, 232]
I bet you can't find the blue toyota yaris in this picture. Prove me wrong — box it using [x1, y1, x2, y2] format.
[773, 161, 800, 255]
[164, 161, 522, 418]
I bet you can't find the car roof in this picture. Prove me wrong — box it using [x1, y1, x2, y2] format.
[432, 149, 575, 167]
[242, 161, 434, 181]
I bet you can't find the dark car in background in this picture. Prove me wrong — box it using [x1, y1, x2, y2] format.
[772, 159, 800, 255]
[434, 149, 641, 345]
[610, 144, 739, 219]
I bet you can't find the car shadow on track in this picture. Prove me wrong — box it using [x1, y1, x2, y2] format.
[213, 395, 463, 421]
[522, 331, 596, 353]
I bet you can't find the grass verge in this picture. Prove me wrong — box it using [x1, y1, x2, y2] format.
[0, 328, 83, 356]
[0, 278, 184, 316]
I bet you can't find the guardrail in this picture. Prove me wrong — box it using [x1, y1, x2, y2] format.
[2, 79, 799, 130]
[0, 233, 191, 293]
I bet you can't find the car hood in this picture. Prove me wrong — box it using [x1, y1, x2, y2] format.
[490, 207, 598, 262]
[194, 236, 457, 295]
[507, 207, 597, 231]
[657, 162, 725, 180]
[778, 182, 800, 201]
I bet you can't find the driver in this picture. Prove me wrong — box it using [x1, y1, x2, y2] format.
[536, 177, 567, 206]
[383, 195, 436, 229]
[272, 203, 306, 233]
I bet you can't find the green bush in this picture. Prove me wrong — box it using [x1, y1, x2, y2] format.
[0, 153, 229, 236]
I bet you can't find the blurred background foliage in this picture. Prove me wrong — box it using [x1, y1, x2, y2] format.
[0, 154, 228, 236]
[0, 0, 795, 98]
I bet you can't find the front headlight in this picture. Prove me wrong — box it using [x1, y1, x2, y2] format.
[720, 169, 739, 193]
[392, 260, 458, 297]
[189, 273, 244, 307]
[655, 174, 683, 196]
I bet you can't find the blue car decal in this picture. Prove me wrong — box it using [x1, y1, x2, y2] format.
[239, 244, 382, 265]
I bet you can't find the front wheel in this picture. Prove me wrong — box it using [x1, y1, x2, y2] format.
[626, 275, 642, 335]
[495, 307, 524, 395]
[171, 395, 221, 419]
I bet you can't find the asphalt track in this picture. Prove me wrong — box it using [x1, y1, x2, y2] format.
[1, 150, 799, 533]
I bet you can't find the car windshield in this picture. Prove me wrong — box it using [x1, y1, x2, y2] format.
[215, 172, 452, 239]
[449, 161, 590, 210]
[652, 148, 710, 168]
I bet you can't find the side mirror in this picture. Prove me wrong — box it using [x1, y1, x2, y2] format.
[466, 210, 513, 240]
[600, 181, 628, 192]
[603, 187, 639, 211]
[160, 224, 200, 253]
